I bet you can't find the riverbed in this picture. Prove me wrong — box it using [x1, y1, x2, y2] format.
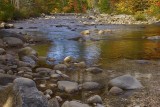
[2, 14, 160, 107]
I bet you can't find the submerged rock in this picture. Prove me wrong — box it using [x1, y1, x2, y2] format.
[62, 101, 90, 107]
[108, 74, 143, 90]
[57, 81, 78, 93]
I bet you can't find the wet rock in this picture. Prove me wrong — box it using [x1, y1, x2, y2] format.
[64, 56, 73, 63]
[0, 48, 5, 55]
[87, 95, 103, 104]
[54, 64, 67, 71]
[86, 67, 103, 74]
[79, 82, 101, 91]
[74, 61, 86, 68]
[0, 73, 16, 86]
[62, 101, 90, 107]
[13, 78, 48, 107]
[48, 98, 60, 107]
[3, 37, 23, 47]
[21, 56, 36, 68]
[81, 30, 90, 35]
[109, 86, 123, 95]
[0, 39, 4, 48]
[57, 81, 79, 93]
[18, 47, 37, 58]
[108, 74, 143, 90]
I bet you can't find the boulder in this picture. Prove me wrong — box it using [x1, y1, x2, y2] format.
[54, 64, 67, 71]
[79, 82, 101, 91]
[86, 67, 103, 74]
[18, 47, 37, 58]
[57, 81, 79, 93]
[62, 101, 90, 107]
[13, 78, 48, 107]
[87, 95, 103, 104]
[3, 37, 23, 47]
[108, 74, 143, 90]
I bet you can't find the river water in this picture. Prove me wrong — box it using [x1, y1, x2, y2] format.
[2, 15, 160, 106]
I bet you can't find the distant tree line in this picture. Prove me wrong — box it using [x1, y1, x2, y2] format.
[0, 0, 159, 21]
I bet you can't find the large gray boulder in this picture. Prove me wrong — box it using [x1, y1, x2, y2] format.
[61, 101, 90, 107]
[57, 81, 78, 93]
[108, 74, 143, 90]
[13, 78, 48, 107]
[3, 37, 23, 47]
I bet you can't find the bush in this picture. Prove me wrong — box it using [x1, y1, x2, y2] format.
[134, 11, 147, 21]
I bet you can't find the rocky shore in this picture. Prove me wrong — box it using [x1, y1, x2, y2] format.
[79, 14, 160, 25]
[0, 36, 143, 107]
[0, 14, 160, 107]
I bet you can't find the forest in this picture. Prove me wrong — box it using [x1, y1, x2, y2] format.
[0, 0, 160, 21]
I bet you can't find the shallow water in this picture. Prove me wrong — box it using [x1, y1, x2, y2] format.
[2, 16, 160, 105]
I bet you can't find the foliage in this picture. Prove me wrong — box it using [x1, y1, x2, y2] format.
[134, 11, 147, 21]
[0, 0, 14, 21]
[98, 0, 110, 13]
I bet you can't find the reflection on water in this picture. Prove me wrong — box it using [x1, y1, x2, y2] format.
[31, 24, 160, 67]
